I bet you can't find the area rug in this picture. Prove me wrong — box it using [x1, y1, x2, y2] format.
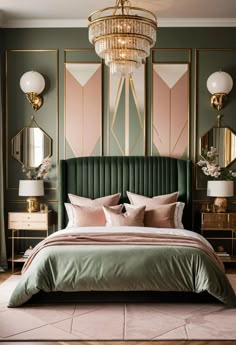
[0, 275, 236, 341]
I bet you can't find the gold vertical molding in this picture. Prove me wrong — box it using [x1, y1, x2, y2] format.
[125, 77, 130, 156]
[5, 49, 59, 194]
[194, 48, 236, 191]
[151, 48, 191, 158]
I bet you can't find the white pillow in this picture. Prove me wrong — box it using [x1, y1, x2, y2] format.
[174, 202, 185, 229]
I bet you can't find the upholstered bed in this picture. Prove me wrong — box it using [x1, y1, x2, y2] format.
[8, 156, 236, 307]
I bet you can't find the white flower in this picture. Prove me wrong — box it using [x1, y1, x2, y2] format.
[22, 156, 51, 180]
[197, 146, 235, 180]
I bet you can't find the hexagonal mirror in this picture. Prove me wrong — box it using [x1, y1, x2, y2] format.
[200, 126, 236, 168]
[11, 126, 52, 168]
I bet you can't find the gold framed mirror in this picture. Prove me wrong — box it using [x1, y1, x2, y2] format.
[200, 126, 236, 168]
[11, 118, 52, 168]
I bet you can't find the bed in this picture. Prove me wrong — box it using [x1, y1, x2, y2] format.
[8, 156, 236, 307]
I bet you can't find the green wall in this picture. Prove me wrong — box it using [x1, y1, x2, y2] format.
[2, 27, 236, 232]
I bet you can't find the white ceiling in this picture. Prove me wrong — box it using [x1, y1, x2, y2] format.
[0, 0, 236, 28]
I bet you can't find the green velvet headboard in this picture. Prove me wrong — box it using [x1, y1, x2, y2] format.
[59, 156, 193, 230]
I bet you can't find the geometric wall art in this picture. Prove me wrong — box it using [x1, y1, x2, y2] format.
[107, 65, 145, 156]
[65, 63, 102, 158]
[152, 63, 189, 159]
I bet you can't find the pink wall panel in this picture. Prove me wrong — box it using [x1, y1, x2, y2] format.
[153, 72, 171, 156]
[65, 69, 83, 156]
[171, 73, 188, 157]
[152, 66, 188, 158]
[65, 66, 102, 157]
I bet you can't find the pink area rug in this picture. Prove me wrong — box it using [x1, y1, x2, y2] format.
[0, 274, 235, 341]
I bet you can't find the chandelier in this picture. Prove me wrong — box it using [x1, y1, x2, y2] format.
[88, 0, 157, 76]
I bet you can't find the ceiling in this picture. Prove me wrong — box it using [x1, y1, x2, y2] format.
[0, 0, 236, 28]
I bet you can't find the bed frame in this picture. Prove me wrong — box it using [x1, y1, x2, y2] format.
[59, 156, 193, 230]
[31, 156, 218, 305]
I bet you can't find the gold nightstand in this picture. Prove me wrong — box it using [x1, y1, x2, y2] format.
[201, 212, 236, 263]
[8, 211, 52, 273]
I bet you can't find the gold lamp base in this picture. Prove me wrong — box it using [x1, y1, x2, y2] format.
[26, 197, 39, 212]
[213, 197, 227, 213]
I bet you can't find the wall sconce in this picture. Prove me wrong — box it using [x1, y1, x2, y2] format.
[207, 71, 233, 111]
[20, 71, 45, 111]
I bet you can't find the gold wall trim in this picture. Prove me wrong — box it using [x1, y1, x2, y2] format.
[194, 48, 236, 191]
[5, 49, 59, 202]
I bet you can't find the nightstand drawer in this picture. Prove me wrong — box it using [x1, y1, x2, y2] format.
[8, 212, 48, 222]
[8, 220, 48, 230]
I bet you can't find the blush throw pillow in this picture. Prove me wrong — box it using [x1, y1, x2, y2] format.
[125, 203, 176, 228]
[103, 205, 146, 227]
[127, 191, 179, 206]
[68, 192, 121, 207]
[65, 203, 123, 228]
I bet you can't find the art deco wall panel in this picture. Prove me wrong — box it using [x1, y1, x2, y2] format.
[107, 65, 145, 156]
[194, 49, 236, 190]
[65, 63, 102, 158]
[64, 50, 102, 159]
[151, 49, 191, 159]
[6, 49, 59, 208]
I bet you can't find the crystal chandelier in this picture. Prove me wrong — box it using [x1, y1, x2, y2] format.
[88, 0, 157, 76]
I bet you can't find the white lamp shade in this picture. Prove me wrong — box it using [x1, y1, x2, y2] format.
[207, 71, 233, 95]
[19, 180, 44, 196]
[207, 180, 234, 197]
[20, 71, 45, 94]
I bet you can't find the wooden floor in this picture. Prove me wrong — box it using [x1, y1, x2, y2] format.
[1, 269, 236, 345]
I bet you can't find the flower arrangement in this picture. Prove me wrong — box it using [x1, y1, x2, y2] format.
[22, 156, 51, 180]
[197, 146, 236, 180]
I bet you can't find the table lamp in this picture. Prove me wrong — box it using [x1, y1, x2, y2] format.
[19, 180, 44, 212]
[207, 180, 234, 213]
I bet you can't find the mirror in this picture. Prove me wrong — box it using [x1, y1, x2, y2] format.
[11, 126, 52, 168]
[200, 126, 236, 168]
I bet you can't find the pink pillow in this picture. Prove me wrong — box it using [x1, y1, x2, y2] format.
[103, 205, 146, 227]
[68, 192, 121, 207]
[127, 191, 179, 207]
[65, 203, 123, 227]
[125, 203, 176, 228]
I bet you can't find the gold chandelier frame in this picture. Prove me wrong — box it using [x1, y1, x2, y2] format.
[88, 0, 157, 76]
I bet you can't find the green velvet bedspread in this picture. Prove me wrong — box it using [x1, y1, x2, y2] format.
[8, 243, 236, 307]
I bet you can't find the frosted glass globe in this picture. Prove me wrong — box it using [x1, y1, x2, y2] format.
[207, 71, 233, 95]
[20, 71, 45, 94]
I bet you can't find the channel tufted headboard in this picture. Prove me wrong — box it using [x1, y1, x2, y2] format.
[59, 156, 193, 230]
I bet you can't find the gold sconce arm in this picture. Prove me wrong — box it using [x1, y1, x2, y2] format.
[25, 92, 43, 111]
[210, 93, 226, 111]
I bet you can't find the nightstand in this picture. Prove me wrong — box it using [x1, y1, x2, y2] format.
[201, 212, 236, 264]
[8, 211, 52, 273]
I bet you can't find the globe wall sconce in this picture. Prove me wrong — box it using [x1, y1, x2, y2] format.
[207, 71, 233, 111]
[20, 71, 45, 111]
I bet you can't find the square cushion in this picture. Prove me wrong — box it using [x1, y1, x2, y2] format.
[65, 203, 123, 227]
[103, 205, 146, 227]
[125, 203, 176, 228]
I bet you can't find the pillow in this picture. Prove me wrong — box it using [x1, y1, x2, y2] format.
[103, 205, 146, 227]
[174, 202, 185, 229]
[125, 203, 177, 228]
[68, 192, 121, 207]
[127, 191, 179, 206]
[65, 203, 123, 228]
